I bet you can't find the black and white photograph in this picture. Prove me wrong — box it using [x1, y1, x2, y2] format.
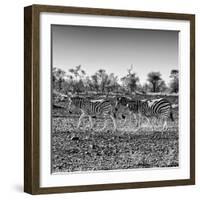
[24, 5, 195, 194]
[51, 25, 179, 173]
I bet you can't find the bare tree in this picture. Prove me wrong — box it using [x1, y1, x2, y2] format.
[169, 69, 179, 93]
[121, 65, 139, 93]
[147, 72, 162, 92]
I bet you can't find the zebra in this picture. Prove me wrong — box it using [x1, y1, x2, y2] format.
[116, 96, 174, 131]
[115, 96, 149, 129]
[67, 96, 117, 131]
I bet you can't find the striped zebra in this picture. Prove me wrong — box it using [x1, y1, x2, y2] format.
[67, 96, 117, 131]
[116, 96, 174, 131]
[115, 96, 149, 129]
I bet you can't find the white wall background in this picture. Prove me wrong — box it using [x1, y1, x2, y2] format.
[0, 0, 198, 199]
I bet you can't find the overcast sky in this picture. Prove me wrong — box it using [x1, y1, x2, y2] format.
[51, 25, 178, 85]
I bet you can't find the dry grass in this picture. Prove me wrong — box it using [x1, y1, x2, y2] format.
[51, 106, 179, 173]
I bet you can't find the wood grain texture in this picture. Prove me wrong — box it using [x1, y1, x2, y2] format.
[190, 15, 195, 185]
[24, 5, 34, 194]
[24, 4, 195, 195]
[24, 5, 40, 194]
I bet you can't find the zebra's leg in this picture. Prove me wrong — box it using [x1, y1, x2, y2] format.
[122, 112, 132, 131]
[99, 114, 117, 132]
[158, 116, 167, 136]
[134, 114, 141, 132]
[130, 113, 137, 127]
[159, 117, 164, 130]
[110, 114, 117, 131]
[120, 112, 129, 127]
[155, 117, 161, 130]
[77, 113, 86, 129]
[162, 119, 168, 132]
[120, 115, 127, 127]
[88, 115, 93, 129]
[151, 117, 155, 131]
[142, 116, 150, 128]
[135, 114, 139, 128]
[144, 116, 152, 131]
[155, 117, 159, 129]
[98, 116, 109, 131]
[144, 116, 154, 131]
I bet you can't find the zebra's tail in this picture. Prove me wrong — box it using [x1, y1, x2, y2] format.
[170, 108, 174, 122]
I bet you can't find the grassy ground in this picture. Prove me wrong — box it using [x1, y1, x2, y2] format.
[51, 104, 179, 173]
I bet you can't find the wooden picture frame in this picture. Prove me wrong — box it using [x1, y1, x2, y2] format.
[24, 4, 195, 195]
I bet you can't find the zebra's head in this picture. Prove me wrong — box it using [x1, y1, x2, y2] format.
[115, 96, 129, 108]
[114, 97, 129, 118]
[115, 96, 140, 113]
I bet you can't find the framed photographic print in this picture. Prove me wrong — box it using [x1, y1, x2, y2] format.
[24, 4, 195, 194]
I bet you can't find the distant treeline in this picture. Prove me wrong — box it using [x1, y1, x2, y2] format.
[52, 65, 179, 95]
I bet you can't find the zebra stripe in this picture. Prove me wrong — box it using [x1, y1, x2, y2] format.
[116, 97, 174, 131]
[68, 97, 117, 130]
[148, 98, 173, 119]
